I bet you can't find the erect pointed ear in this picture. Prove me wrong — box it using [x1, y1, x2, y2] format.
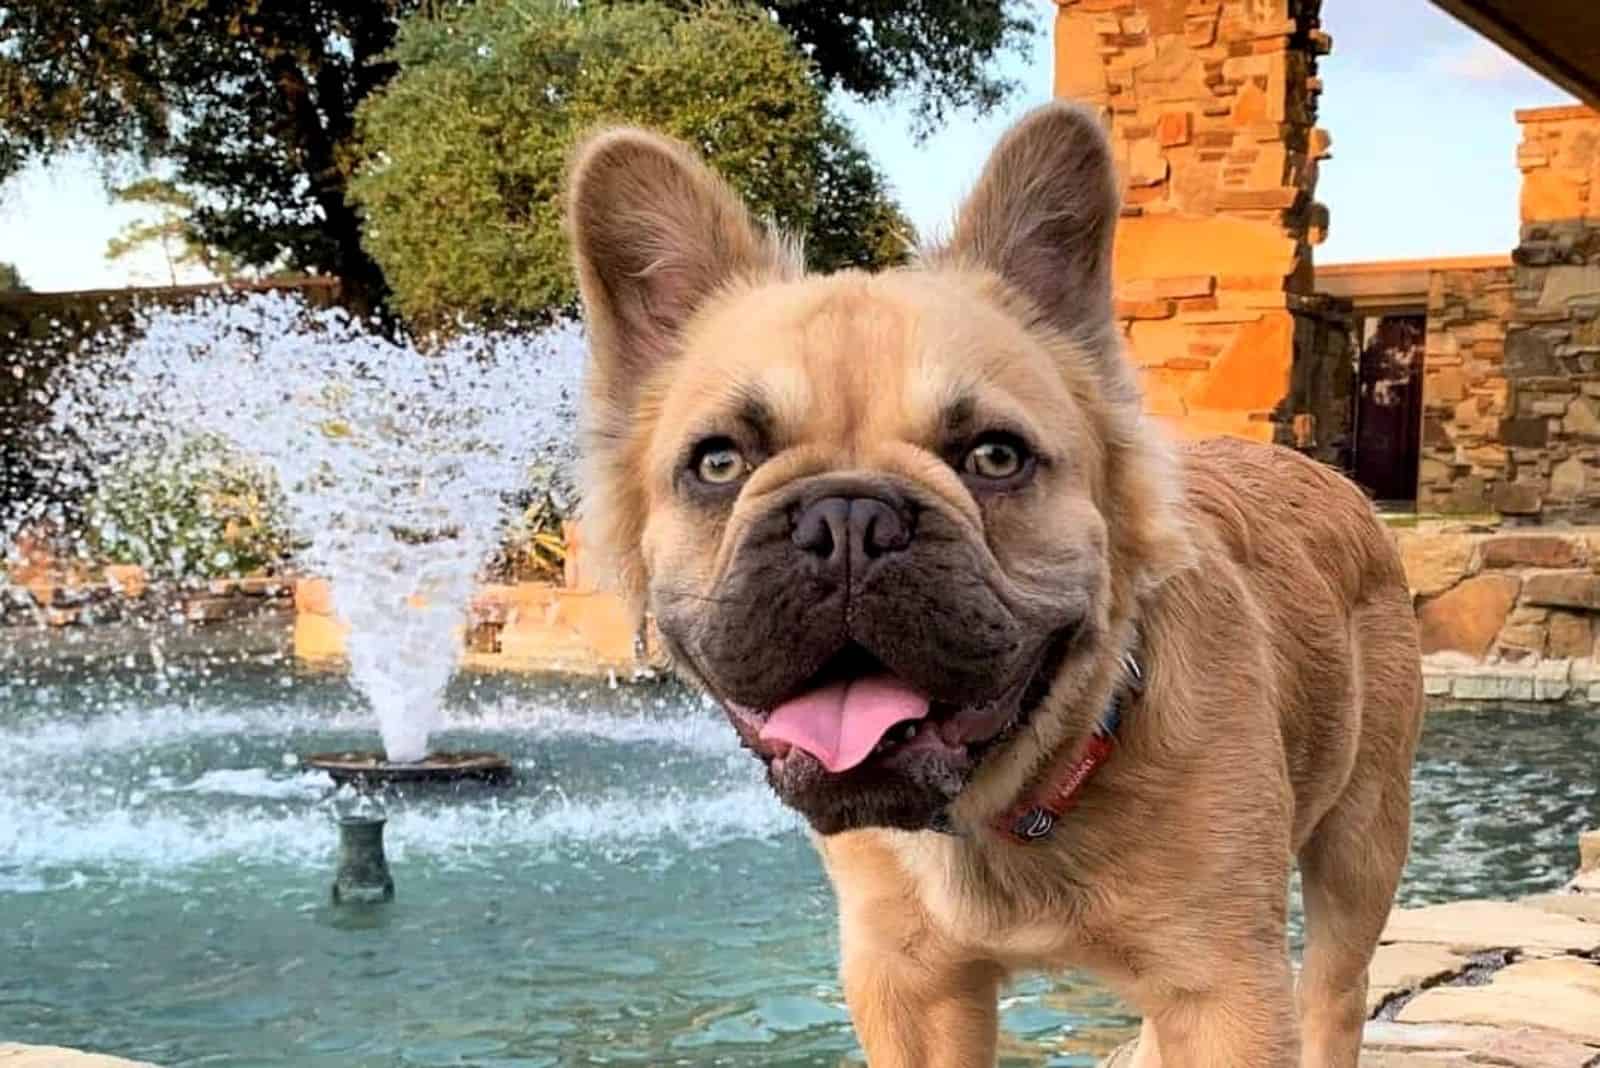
[933, 101, 1129, 398]
[566, 128, 794, 405]
[565, 128, 794, 608]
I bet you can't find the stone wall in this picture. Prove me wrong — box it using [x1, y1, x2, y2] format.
[0, 562, 293, 630]
[1397, 525, 1600, 702]
[1054, 0, 1332, 445]
[1498, 106, 1600, 524]
[1417, 264, 1517, 515]
[292, 574, 657, 679]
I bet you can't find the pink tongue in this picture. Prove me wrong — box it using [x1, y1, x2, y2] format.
[758, 675, 930, 773]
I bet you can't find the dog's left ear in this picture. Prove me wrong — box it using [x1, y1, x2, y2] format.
[935, 101, 1129, 399]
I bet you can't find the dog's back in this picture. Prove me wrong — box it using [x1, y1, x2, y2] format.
[1173, 435, 1424, 1063]
[1177, 436, 1421, 847]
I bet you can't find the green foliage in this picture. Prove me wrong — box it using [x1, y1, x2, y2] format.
[809, 115, 920, 272]
[590, 1, 1035, 136]
[0, 0, 414, 317]
[731, 1, 1035, 135]
[0, 263, 25, 292]
[84, 437, 296, 579]
[352, 0, 915, 330]
[2, 0, 1028, 323]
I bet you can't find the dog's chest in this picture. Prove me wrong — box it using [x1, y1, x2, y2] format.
[895, 837, 1101, 970]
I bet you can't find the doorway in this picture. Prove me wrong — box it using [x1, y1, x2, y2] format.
[1352, 314, 1426, 506]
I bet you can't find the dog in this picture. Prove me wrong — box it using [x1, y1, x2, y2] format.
[565, 100, 1423, 1067]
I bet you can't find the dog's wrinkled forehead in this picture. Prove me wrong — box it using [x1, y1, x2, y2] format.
[642, 271, 1094, 489]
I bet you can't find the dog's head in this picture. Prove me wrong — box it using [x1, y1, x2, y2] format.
[567, 103, 1191, 835]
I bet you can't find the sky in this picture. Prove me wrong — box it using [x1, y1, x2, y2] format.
[0, 0, 1579, 294]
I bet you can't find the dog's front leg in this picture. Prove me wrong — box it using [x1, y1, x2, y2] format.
[823, 832, 1001, 1067]
[1139, 962, 1300, 1068]
[841, 934, 1001, 1068]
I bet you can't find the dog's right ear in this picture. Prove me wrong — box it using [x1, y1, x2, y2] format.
[566, 129, 793, 412]
[566, 129, 793, 606]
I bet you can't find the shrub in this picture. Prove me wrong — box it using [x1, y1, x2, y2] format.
[83, 436, 295, 579]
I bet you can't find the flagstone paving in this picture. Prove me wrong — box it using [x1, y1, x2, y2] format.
[1101, 831, 1600, 1066]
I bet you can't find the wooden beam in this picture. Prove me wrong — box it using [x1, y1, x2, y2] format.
[1428, 0, 1600, 109]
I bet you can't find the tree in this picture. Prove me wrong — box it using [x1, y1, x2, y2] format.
[0, 262, 26, 292]
[706, 1, 1034, 134]
[2, 0, 1030, 320]
[351, 1, 916, 331]
[0, 0, 414, 318]
[106, 178, 245, 285]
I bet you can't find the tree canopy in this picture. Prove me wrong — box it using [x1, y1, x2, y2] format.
[0, 0, 415, 316]
[1, 0, 1032, 321]
[352, 1, 915, 330]
[0, 262, 26, 292]
[752, 1, 1034, 133]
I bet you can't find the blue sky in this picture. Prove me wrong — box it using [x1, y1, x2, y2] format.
[0, 0, 1577, 293]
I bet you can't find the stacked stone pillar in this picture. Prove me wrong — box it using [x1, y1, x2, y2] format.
[1417, 264, 1517, 514]
[1496, 106, 1600, 523]
[1053, 0, 1332, 445]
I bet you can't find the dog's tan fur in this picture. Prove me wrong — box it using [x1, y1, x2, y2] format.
[566, 101, 1422, 1066]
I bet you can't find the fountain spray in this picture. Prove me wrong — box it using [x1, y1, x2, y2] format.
[41, 293, 585, 900]
[44, 292, 584, 767]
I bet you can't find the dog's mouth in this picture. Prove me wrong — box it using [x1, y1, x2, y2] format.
[722, 632, 1073, 780]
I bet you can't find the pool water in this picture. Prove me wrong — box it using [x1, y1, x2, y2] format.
[0, 661, 1595, 1067]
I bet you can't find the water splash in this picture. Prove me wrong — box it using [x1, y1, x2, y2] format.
[37, 293, 585, 761]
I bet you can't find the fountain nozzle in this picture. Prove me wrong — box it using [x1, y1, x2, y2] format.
[332, 815, 395, 905]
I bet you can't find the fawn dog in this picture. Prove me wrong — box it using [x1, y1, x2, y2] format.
[566, 100, 1422, 1067]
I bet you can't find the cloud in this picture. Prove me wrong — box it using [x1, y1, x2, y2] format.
[1434, 40, 1524, 83]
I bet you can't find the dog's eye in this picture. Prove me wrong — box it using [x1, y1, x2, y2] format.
[693, 440, 750, 486]
[963, 437, 1028, 481]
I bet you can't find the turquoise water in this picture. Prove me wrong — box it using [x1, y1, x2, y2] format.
[0, 661, 1595, 1067]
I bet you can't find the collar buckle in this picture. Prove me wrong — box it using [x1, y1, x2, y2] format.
[990, 640, 1143, 845]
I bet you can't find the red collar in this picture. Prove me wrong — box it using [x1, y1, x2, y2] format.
[992, 650, 1143, 844]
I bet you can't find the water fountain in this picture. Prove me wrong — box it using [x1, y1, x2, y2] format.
[43, 292, 582, 769]
[31, 291, 584, 891]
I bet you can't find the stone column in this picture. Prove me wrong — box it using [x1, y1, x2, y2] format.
[1416, 263, 1517, 515]
[1502, 105, 1600, 523]
[1053, 0, 1332, 444]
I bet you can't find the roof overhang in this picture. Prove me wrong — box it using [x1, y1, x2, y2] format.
[1428, 0, 1600, 109]
[1316, 255, 1512, 314]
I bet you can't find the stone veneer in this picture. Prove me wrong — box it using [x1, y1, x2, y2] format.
[1496, 106, 1600, 523]
[1397, 523, 1600, 703]
[1417, 263, 1517, 514]
[1421, 106, 1600, 520]
[1054, 0, 1332, 445]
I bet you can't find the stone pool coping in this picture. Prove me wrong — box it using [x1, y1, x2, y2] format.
[0, 1047, 155, 1067]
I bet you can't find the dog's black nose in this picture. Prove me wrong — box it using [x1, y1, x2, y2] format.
[791, 495, 911, 576]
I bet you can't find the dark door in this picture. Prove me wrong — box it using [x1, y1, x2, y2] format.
[1353, 314, 1425, 504]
